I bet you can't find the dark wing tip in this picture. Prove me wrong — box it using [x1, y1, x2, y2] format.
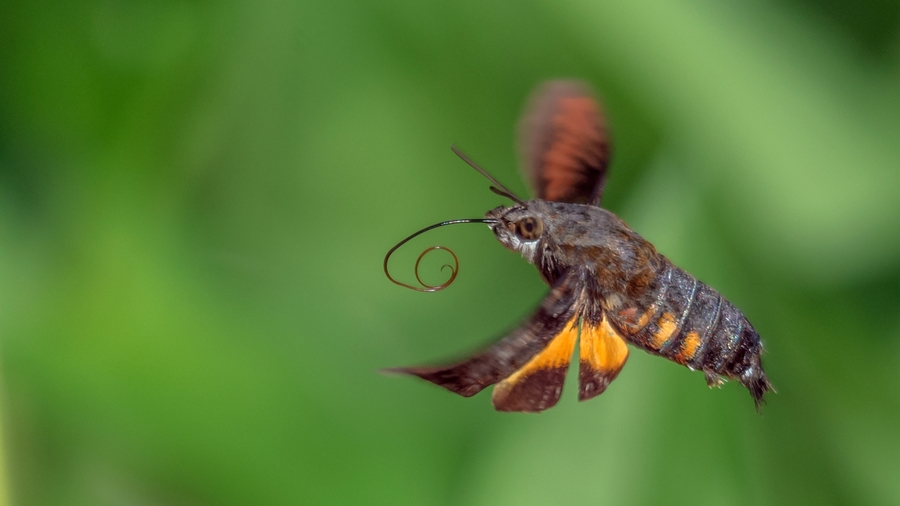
[491, 367, 568, 413]
[385, 365, 486, 397]
[577, 362, 615, 402]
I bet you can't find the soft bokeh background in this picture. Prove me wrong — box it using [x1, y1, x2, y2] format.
[2, 0, 900, 504]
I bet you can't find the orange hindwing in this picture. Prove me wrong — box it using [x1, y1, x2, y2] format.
[492, 317, 579, 412]
[578, 316, 629, 401]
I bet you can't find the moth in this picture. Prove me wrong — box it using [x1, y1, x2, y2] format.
[385, 81, 772, 412]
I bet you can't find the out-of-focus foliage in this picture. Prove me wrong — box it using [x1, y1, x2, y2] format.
[1, 0, 899, 505]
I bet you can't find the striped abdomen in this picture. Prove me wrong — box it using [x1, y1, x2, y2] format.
[609, 260, 772, 408]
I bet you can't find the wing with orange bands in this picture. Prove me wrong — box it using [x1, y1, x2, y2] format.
[391, 271, 580, 400]
[491, 317, 579, 412]
[392, 271, 631, 412]
[578, 316, 629, 401]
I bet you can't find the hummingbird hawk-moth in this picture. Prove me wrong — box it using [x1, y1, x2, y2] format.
[385, 81, 772, 412]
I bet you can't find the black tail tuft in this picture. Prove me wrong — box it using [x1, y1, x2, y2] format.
[745, 372, 774, 413]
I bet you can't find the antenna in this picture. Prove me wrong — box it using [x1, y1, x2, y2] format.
[450, 145, 525, 205]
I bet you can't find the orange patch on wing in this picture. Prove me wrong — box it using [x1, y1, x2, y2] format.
[650, 312, 678, 349]
[492, 317, 579, 412]
[675, 331, 702, 364]
[578, 317, 629, 401]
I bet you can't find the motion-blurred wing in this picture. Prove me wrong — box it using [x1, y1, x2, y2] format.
[578, 315, 629, 401]
[391, 271, 580, 409]
[518, 80, 610, 206]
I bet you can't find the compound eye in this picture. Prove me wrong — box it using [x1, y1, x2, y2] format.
[515, 217, 544, 241]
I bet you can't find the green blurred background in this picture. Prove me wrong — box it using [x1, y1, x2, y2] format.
[2, 0, 900, 504]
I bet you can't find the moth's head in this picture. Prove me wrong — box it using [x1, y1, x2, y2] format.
[485, 200, 553, 263]
[384, 147, 562, 292]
